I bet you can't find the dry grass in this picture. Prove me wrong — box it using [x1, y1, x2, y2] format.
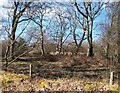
[1, 55, 120, 91]
[1, 70, 119, 91]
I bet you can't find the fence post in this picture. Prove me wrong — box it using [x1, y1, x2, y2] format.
[110, 71, 114, 85]
[29, 63, 32, 78]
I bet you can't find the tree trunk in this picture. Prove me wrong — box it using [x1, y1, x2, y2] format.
[56, 43, 62, 55]
[41, 31, 45, 56]
[59, 37, 63, 54]
[29, 63, 32, 78]
[59, 43, 63, 54]
[10, 29, 16, 60]
[40, 15, 45, 56]
[117, 2, 120, 89]
[117, 2, 120, 63]
[87, 18, 94, 57]
[75, 46, 80, 55]
[87, 44, 94, 57]
[105, 43, 110, 59]
[9, 2, 31, 60]
[75, 32, 85, 55]
[4, 46, 9, 71]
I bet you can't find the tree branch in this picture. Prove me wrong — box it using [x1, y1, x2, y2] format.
[18, 18, 31, 23]
[74, 2, 87, 18]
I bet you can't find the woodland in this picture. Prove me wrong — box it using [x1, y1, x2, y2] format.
[0, 0, 120, 92]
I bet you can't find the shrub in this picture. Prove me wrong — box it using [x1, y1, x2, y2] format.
[45, 54, 58, 62]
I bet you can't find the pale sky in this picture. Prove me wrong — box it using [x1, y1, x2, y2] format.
[0, 0, 8, 6]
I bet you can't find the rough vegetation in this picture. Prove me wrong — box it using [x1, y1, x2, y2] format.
[1, 70, 119, 92]
[1, 1, 120, 92]
[1, 55, 120, 92]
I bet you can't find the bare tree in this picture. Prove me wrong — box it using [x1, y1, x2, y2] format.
[29, 2, 52, 56]
[74, 1, 104, 57]
[3, 1, 32, 60]
[1, 1, 33, 70]
[99, 2, 120, 85]
[48, 5, 72, 54]
[67, 7, 86, 55]
[102, 2, 120, 63]
[117, 1, 120, 63]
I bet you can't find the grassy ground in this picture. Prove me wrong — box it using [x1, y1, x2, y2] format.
[0, 70, 119, 91]
[0, 55, 120, 91]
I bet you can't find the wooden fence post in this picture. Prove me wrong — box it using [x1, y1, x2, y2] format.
[29, 63, 32, 78]
[110, 71, 114, 85]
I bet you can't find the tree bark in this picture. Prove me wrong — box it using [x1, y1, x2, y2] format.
[10, 31, 16, 60]
[105, 43, 110, 59]
[4, 46, 9, 71]
[40, 15, 45, 56]
[41, 32, 45, 56]
[9, 2, 31, 60]
[29, 63, 32, 78]
[87, 38, 94, 57]
[118, 2, 120, 87]
[117, 2, 120, 63]
[87, 43, 94, 57]
[75, 32, 85, 55]
[87, 18, 94, 57]
[74, 2, 103, 57]
[9, 3, 18, 60]
[59, 35, 63, 54]
[109, 71, 114, 85]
